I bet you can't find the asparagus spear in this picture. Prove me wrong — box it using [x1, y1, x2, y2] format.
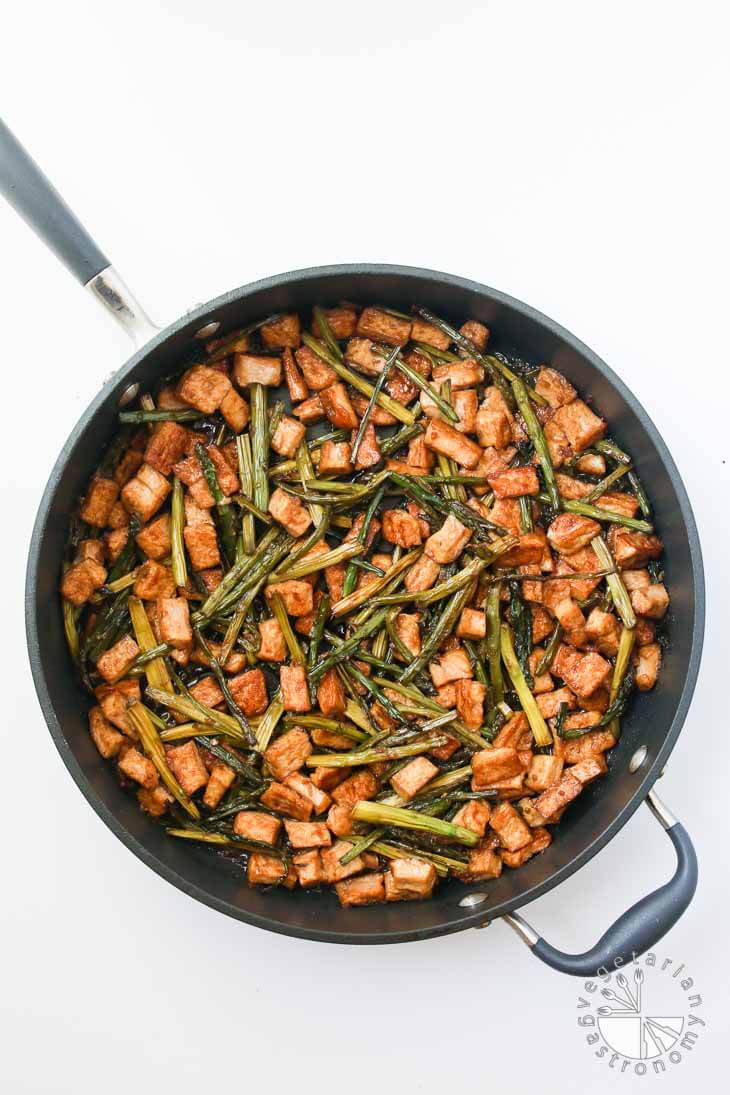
[500, 624, 552, 747]
[351, 801, 479, 847]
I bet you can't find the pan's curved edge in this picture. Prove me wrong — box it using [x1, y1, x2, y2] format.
[25, 264, 706, 944]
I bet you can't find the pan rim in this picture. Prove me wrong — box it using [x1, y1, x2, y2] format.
[25, 263, 705, 943]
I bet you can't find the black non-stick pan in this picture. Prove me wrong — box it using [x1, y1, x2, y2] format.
[2, 117, 704, 975]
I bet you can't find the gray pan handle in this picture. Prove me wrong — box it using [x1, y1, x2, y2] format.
[503, 788, 697, 977]
[0, 116, 157, 345]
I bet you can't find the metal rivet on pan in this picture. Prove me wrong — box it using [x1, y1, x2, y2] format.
[629, 745, 648, 773]
[459, 892, 488, 909]
[194, 320, 220, 339]
[118, 382, 140, 407]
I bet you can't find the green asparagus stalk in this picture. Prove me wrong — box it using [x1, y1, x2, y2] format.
[127, 703, 200, 819]
[250, 384, 269, 511]
[512, 377, 560, 512]
[351, 801, 479, 846]
[301, 333, 414, 425]
[500, 624, 552, 747]
[591, 535, 636, 628]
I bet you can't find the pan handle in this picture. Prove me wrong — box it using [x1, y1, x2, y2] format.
[0, 117, 157, 345]
[502, 788, 697, 977]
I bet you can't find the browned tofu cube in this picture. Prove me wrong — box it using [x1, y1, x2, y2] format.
[393, 613, 421, 660]
[544, 416, 572, 467]
[281, 347, 309, 403]
[489, 801, 532, 851]
[553, 644, 611, 698]
[381, 509, 422, 548]
[318, 440, 353, 475]
[136, 513, 171, 560]
[270, 415, 306, 458]
[144, 421, 189, 476]
[284, 772, 332, 815]
[118, 746, 158, 789]
[535, 686, 576, 719]
[352, 422, 381, 470]
[312, 306, 358, 340]
[534, 366, 577, 408]
[279, 665, 311, 713]
[345, 336, 385, 377]
[631, 584, 669, 619]
[356, 306, 411, 346]
[295, 344, 338, 389]
[607, 527, 663, 568]
[568, 756, 608, 784]
[219, 388, 250, 433]
[457, 845, 503, 881]
[233, 353, 282, 387]
[188, 676, 225, 710]
[316, 668, 346, 717]
[548, 513, 601, 555]
[634, 642, 662, 691]
[517, 798, 548, 827]
[293, 849, 324, 888]
[133, 559, 176, 600]
[585, 608, 621, 656]
[476, 387, 513, 448]
[389, 857, 438, 899]
[247, 853, 290, 886]
[336, 873, 385, 906]
[76, 539, 106, 565]
[61, 558, 107, 606]
[407, 434, 435, 469]
[451, 389, 478, 434]
[234, 811, 282, 844]
[261, 312, 301, 350]
[292, 394, 325, 424]
[202, 762, 236, 808]
[264, 728, 312, 780]
[534, 771, 583, 819]
[268, 487, 312, 537]
[525, 754, 564, 792]
[331, 769, 378, 808]
[96, 634, 140, 683]
[404, 554, 440, 593]
[114, 448, 145, 486]
[320, 382, 359, 429]
[176, 364, 231, 413]
[552, 399, 606, 452]
[95, 679, 140, 734]
[157, 597, 192, 650]
[258, 617, 287, 662]
[259, 781, 312, 820]
[424, 418, 482, 468]
[597, 491, 641, 519]
[472, 747, 525, 789]
[284, 820, 332, 849]
[432, 360, 485, 390]
[429, 647, 473, 687]
[89, 706, 124, 759]
[502, 826, 552, 868]
[459, 319, 490, 351]
[166, 741, 208, 795]
[137, 784, 173, 817]
[265, 580, 314, 617]
[451, 799, 491, 837]
[80, 477, 120, 527]
[390, 756, 438, 800]
[326, 802, 354, 836]
[229, 669, 268, 716]
[456, 607, 487, 640]
[562, 711, 603, 740]
[562, 728, 616, 764]
[424, 515, 472, 563]
[488, 465, 540, 499]
[321, 841, 367, 883]
[122, 463, 171, 522]
[455, 678, 486, 730]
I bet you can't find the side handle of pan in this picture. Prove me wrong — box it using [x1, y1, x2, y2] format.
[0, 116, 157, 345]
[503, 788, 697, 977]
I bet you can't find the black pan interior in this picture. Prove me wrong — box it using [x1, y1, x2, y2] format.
[26, 265, 704, 943]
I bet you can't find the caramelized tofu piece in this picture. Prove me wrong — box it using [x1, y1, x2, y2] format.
[80, 477, 120, 527]
[457, 844, 502, 881]
[61, 558, 107, 606]
[247, 853, 290, 886]
[476, 387, 513, 448]
[95, 679, 140, 734]
[459, 319, 490, 351]
[382, 509, 423, 547]
[488, 466, 540, 499]
[202, 762, 236, 808]
[233, 353, 282, 387]
[114, 449, 144, 487]
[292, 394, 325, 424]
[597, 491, 641, 519]
[552, 399, 606, 452]
[424, 515, 472, 563]
[553, 645, 611, 698]
[534, 771, 583, 819]
[188, 676, 225, 710]
[407, 434, 435, 469]
[337, 873, 386, 907]
[166, 741, 209, 795]
[261, 312, 301, 350]
[137, 784, 173, 817]
[224, 667, 267, 716]
[344, 336, 384, 377]
[456, 607, 487, 639]
[452, 798, 491, 837]
[316, 668, 347, 717]
[122, 463, 171, 522]
[282, 347, 309, 403]
[432, 360, 485, 390]
[136, 513, 172, 560]
[407, 315, 449, 349]
[295, 344, 338, 389]
[293, 849, 324, 888]
[630, 583, 669, 619]
[534, 366, 577, 408]
[284, 772, 332, 816]
[96, 634, 140, 683]
[89, 706, 124, 759]
[562, 728, 616, 764]
[489, 802, 532, 851]
[268, 487, 312, 537]
[568, 755, 608, 784]
[356, 306, 411, 346]
[472, 747, 525, 788]
[76, 539, 106, 565]
[284, 820, 332, 849]
[403, 554, 440, 593]
[265, 580, 314, 617]
[607, 527, 663, 567]
[455, 678, 486, 730]
[279, 665, 312, 712]
[544, 416, 572, 468]
[312, 306, 358, 340]
[332, 769, 378, 807]
[264, 728, 312, 780]
[487, 497, 521, 534]
[424, 418, 482, 467]
[634, 642, 662, 691]
[318, 440, 353, 475]
[547, 513, 601, 554]
[118, 746, 158, 789]
[526, 754, 564, 792]
[429, 647, 473, 687]
[499, 532, 548, 567]
[184, 523, 220, 570]
[555, 473, 591, 500]
[585, 608, 621, 656]
[234, 811, 282, 844]
[393, 613, 421, 660]
[157, 597, 192, 650]
[352, 422, 381, 469]
[320, 382, 359, 429]
[144, 421, 189, 476]
[219, 388, 250, 433]
[390, 756, 438, 800]
[133, 559, 176, 600]
[321, 841, 368, 883]
[326, 803, 355, 837]
[259, 781, 312, 821]
[389, 857, 438, 899]
[270, 415, 306, 458]
[536, 687, 577, 718]
[502, 827, 552, 868]
[258, 617, 287, 661]
[176, 364, 231, 413]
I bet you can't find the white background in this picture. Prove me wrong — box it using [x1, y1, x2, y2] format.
[1, 2, 728, 1091]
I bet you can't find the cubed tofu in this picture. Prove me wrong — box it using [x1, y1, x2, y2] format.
[318, 440, 353, 475]
[321, 841, 367, 883]
[137, 784, 173, 817]
[488, 466, 540, 499]
[183, 523, 220, 570]
[344, 336, 384, 377]
[404, 554, 440, 592]
[432, 360, 485, 390]
[553, 645, 611, 698]
[88, 706, 124, 759]
[525, 754, 564, 792]
[144, 421, 189, 476]
[457, 845, 503, 882]
[489, 802, 532, 851]
[114, 448, 145, 486]
[133, 559, 176, 600]
[456, 607, 486, 639]
[499, 532, 549, 567]
[233, 811, 282, 844]
[279, 664, 312, 713]
[390, 756, 439, 800]
[607, 527, 663, 568]
[382, 509, 423, 548]
[407, 434, 435, 469]
[562, 728, 616, 764]
[320, 382, 359, 429]
[258, 617, 287, 661]
[268, 487, 312, 537]
[552, 399, 606, 452]
[597, 491, 641, 519]
[247, 854, 291, 886]
[96, 634, 140, 683]
[543, 579, 586, 631]
[136, 514, 172, 560]
[233, 353, 282, 387]
[157, 597, 192, 650]
[476, 387, 513, 448]
[284, 772, 332, 815]
[293, 849, 325, 888]
[261, 312, 301, 350]
[188, 676, 225, 710]
[634, 642, 662, 691]
[229, 669, 269, 716]
[502, 827, 552, 868]
[270, 415, 306, 458]
[455, 678, 486, 730]
[534, 771, 583, 819]
[264, 728, 312, 780]
[390, 857, 438, 897]
[312, 306, 358, 340]
[393, 613, 421, 661]
[284, 820, 332, 849]
[61, 558, 107, 606]
[337, 873, 386, 907]
[356, 306, 411, 346]
[544, 416, 572, 467]
[316, 668, 346, 717]
[295, 344, 338, 389]
[424, 514, 472, 563]
[424, 418, 482, 467]
[352, 422, 381, 469]
[429, 647, 473, 687]
[259, 782, 312, 820]
[80, 477, 120, 527]
[472, 747, 526, 788]
[631, 584, 669, 619]
[331, 769, 378, 808]
[459, 319, 490, 351]
[555, 473, 591, 500]
[534, 366, 577, 408]
[548, 513, 602, 554]
[166, 741, 208, 795]
[487, 496, 521, 533]
[121, 463, 171, 522]
[118, 746, 158, 789]
[219, 388, 250, 433]
[176, 364, 231, 413]
[292, 394, 325, 424]
[95, 679, 141, 735]
[451, 799, 491, 837]
[568, 755, 608, 784]
[202, 762, 236, 808]
[265, 580, 314, 618]
[585, 608, 621, 656]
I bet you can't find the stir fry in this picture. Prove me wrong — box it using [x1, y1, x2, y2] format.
[60, 303, 668, 907]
